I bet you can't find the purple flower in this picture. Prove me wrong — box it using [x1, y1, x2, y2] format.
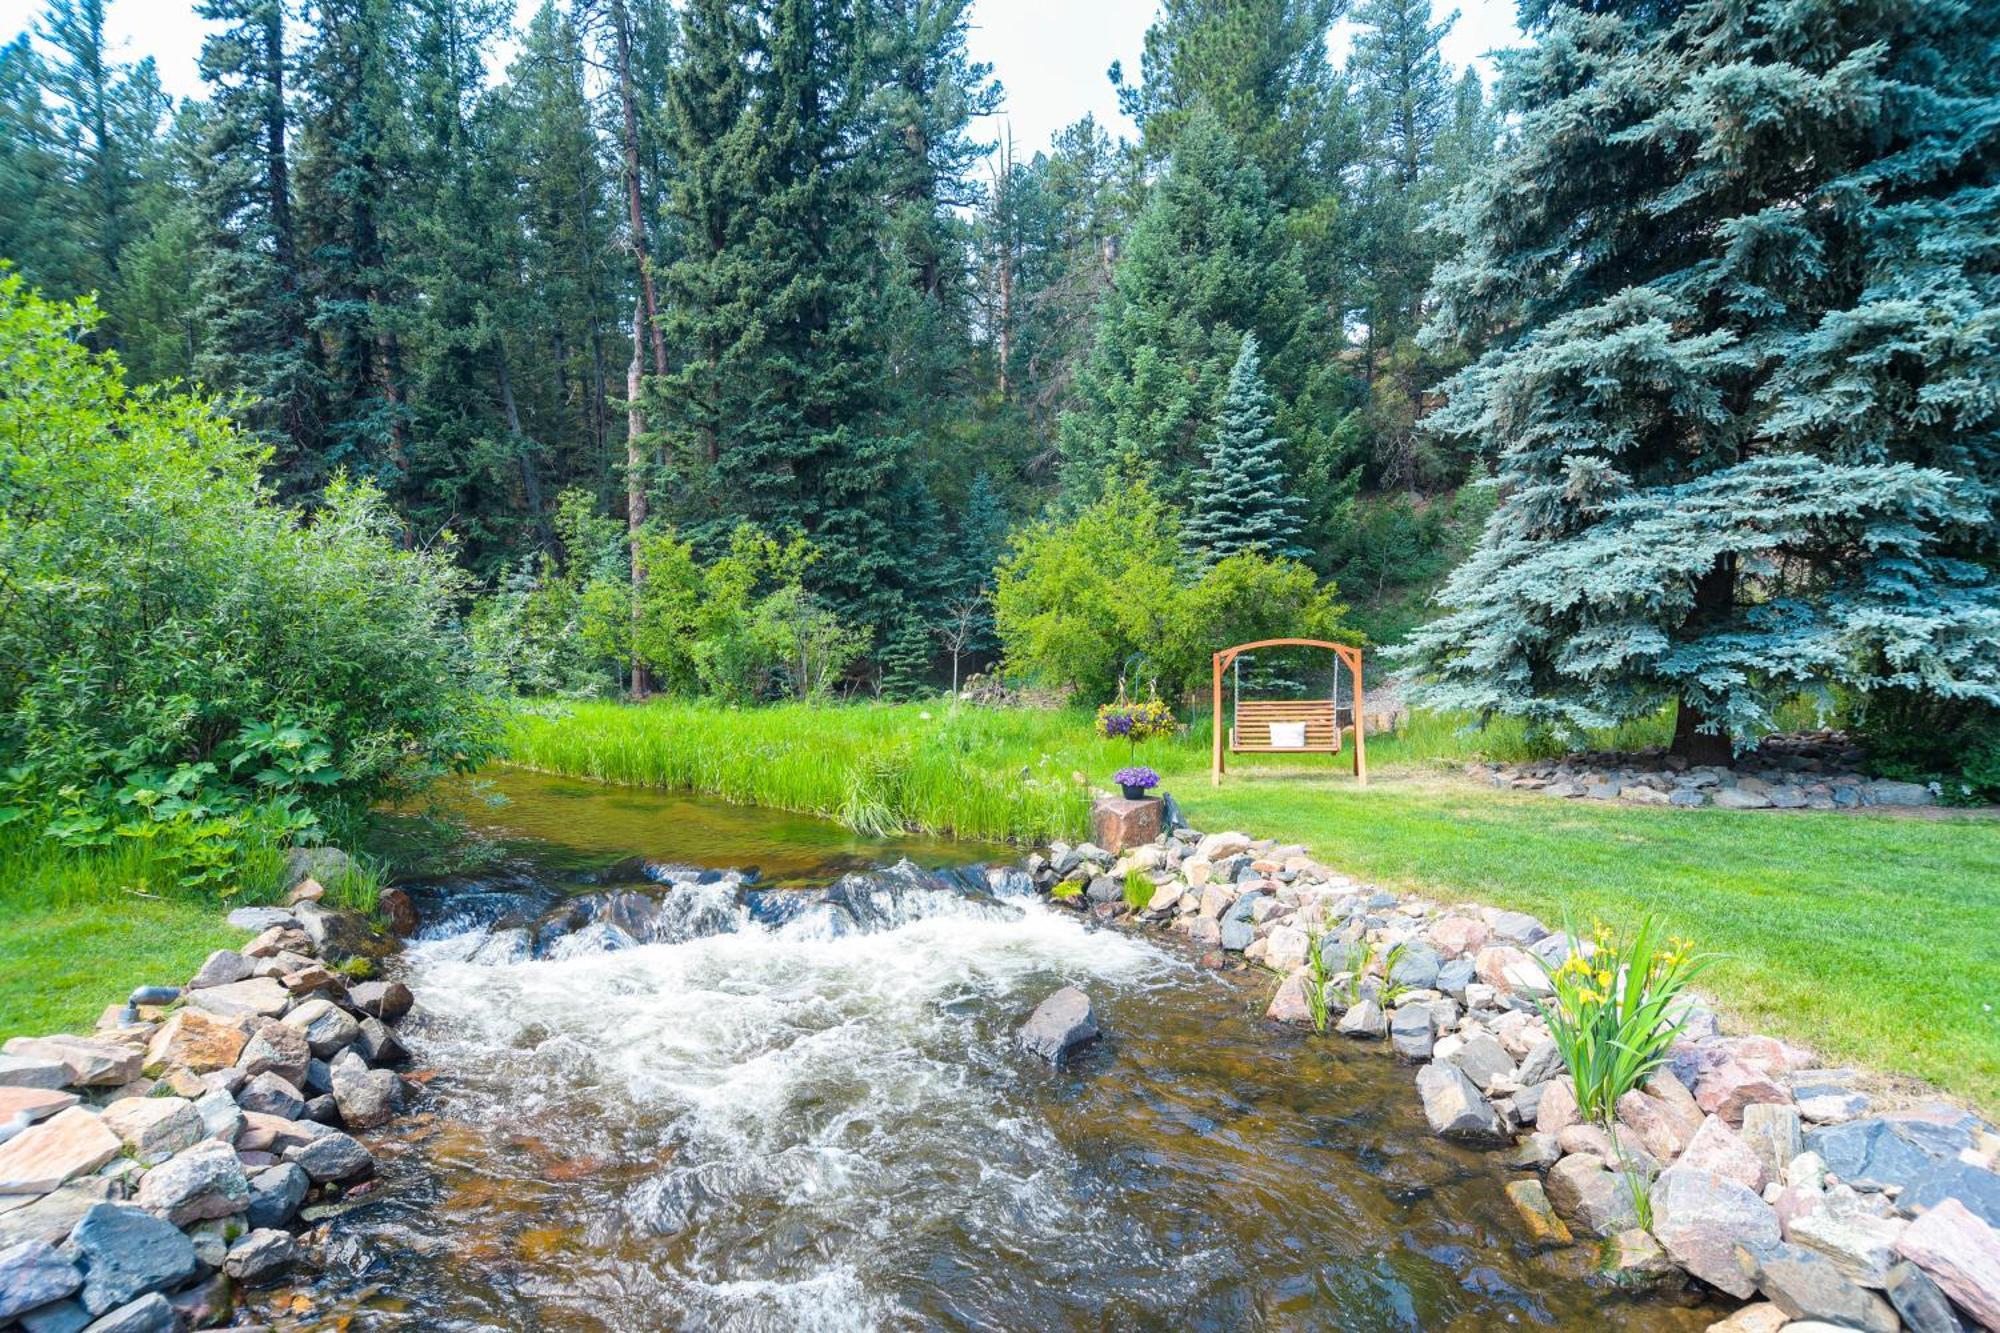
[1113, 766, 1160, 790]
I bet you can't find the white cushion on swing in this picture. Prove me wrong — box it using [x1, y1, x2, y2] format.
[1268, 721, 1307, 748]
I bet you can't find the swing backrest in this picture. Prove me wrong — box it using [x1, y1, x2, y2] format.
[1231, 699, 1340, 751]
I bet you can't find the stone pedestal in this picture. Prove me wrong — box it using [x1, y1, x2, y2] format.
[1091, 797, 1161, 854]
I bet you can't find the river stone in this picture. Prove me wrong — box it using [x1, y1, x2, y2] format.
[1434, 958, 1475, 998]
[222, 1228, 296, 1285]
[285, 1128, 370, 1183]
[1187, 916, 1222, 948]
[0, 1088, 77, 1127]
[1445, 1033, 1515, 1092]
[225, 907, 296, 933]
[1602, 1228, 1682, 1289]
[1545, 1153, 1641, 1237]
[1017, 987, 1099, 1065]
[68, 1204, 195, 1315]
[1263, 925, 1309, 972]
[282, 1000, 359, 1060]
[1516, 1038, 1562, 1089]
[1900, 1158, 2000, 1229]
[1651, 1165, 1782, 1298]
[0, 1238, 82, 1320]
[236, 1073, 306, 1122]
[132, 1140, 248, 1225]
[184, 979, 289, 1021]
[1504, 1178, 1571, 1245]
[1325, 999, 1374, 1040]
[0, 1108, 122, 1195]
[351, 1017, 407, 1067]
[291, 903, 391, 965]
[1883, 1259, 1969, 1333]
[76, 1292, 174, 1332]
[0, 1181, 117, 1250]
[1679, 1114, 1768, 1193]
[1787, 1204, 1907, 1287]
[1736, 1239, 1898, 1332]
[1896, 1198, 2000, 1329]
[185, 951, 253, 992]
[1218, 917, 1254, 951]
[1, 1039, 141, 1090]
[1414, 1063, 1504, 1143]
[1740, 1102, 1804, 1182]
[191, 1089, 242, 1146]
[1388, 944, 1440, 990]
[97, 1099, 201, 1159]
[1388, 1006, 1433, 1061]
[245, 1163, 308, 1229]
[235, 1021, 310, 1087]
[1265, 970, 1312, 1025]
[329, 1061, 398, 1130]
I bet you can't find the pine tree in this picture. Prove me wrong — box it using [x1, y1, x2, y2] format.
[1184, 334, 1304, 563]
[0, 37, 89, 303]
[190, 0, 322, 483]
[1407, 0, 2000, 761]
[1057, 108, 1318, 506]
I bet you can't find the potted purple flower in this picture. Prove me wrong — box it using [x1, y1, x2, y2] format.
[1113, 765, 1161, 801]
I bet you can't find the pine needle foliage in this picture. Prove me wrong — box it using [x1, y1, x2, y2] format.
[1184, 333, 1307, 564]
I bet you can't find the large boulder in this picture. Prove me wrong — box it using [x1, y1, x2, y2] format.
[1678, 1114, 1768, 1193]
[235, 1020, 311, 1087]
[0, 1054, 70, 1091]
[1414, 1063, 1505, 1142]
[1883, 1259, 1970, 1333]
[281, 999, 360, 1059]
[185, 950, 253, 991]
[1895, 1198, 2000, 1330]
[1692, 1058, 1790, 1127]
[1651, 1165, 1782, 1298]
[67, 1203, 197, 1316]
[347, 981, 414, 1025]
[132, 1140, 249, 1226]
[1809, 1116, 1960, 1193]
[328, 1055, 399, 1130]
[1264, 969, 1313, 1025]
[98, 1098, 202, 1159]
[76, 1291, 175, 1332]
[291, 902, 394, 966]
[1017, 987, 1100, 1065]
[1336, 999, 1385, 1039]
[142, 1010, 246, 1076]
[245, 1162, 309, 1229]
[1736, 1240, 1898, 1332]
[236, 1072, 306, 1121]
[222, 1228, 297, 1286]
[283, 1128, 373, 1182]
[0, 1107, 121, 1194]
[183, 978, 289, 1021]
[0, 1179, 118, 1250]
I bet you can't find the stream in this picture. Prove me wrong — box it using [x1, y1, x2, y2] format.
[283, 769, 1721, 1331]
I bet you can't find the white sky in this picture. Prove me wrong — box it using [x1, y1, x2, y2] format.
[0, 0, 1524, 158]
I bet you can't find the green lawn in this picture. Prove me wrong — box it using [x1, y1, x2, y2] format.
[1169, 769, 2000, 1114]
[0, 900, 244, 1040]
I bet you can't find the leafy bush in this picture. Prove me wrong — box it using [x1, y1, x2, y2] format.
[1855, 689, 2000, 806]
[995, 483, 1348, 702]
[0, 276, 498, 879]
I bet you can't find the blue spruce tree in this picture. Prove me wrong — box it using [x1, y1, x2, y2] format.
[1406, 0, 2000, 762]
[1184, 334, 1306, 564]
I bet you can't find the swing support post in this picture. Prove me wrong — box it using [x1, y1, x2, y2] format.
[1210, 638, 1367, 787]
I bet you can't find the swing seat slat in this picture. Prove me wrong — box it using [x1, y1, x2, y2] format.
[1229, 699, 1342, 753]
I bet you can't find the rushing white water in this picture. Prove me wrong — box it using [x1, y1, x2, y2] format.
[401, 879, 1181, 1330]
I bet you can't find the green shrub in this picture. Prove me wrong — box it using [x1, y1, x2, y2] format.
[0, 276, 499, 875]
[1855, 689, 2000, 805]
[994, 482, 1348, 702]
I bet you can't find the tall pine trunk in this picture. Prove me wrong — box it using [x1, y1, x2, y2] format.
[609, 0, 667, 378]
[626, 303, 650, 699]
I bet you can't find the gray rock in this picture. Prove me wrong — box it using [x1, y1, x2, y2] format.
[235, 1021, 310, 1087]
[0, 1038, 142, 1089]
[1808, 1117, 1953, 1193]
[1651, 1165, 1783, 1298]
[1388, 1006, 1433, 1061]
[131, 1140, 248, 1225]
[1388, 944, 1440, 990]
[1414, 1063, 1505, 1142]
[67, 1203, 196, 1316]
[1084, 875, 1121, 905]
[284, 844, 357, 889]
[236, 1072, 306, 1121]
[1487, 911, 1548, 945]
[1884, 1259, 1968, 1333]
[1336, 999, 1385, 1039]
[329, 1062, 398, 1130]
[1794, 1082, 1870, 1124]
[1868, 780, 1934, 806]
[191, 1089, 243, 1145]
[1738, 1240, 1898, 1333]
[0, 1238, 82, 1320]
[183, 978, 289, 1020]
[1741, 1102, 1804, 1182]
[1545, 1153, 1641, 1237]
[245, 1163, 308, 1229]
[224, 907, 297, 933]
[292, 902, 389, 964]
[303, 1094, 340, 1124]
[1767, 785, 1809, 809]
[1517, 1038, 1564, 1088]
[351, 1017, 408, 1067]
[1435, 959, 1475, 998]
[0, 1055, 71, 1091]
[347, 981, 413, 1025]
[1017, 987, 1099, 1065]
[1446, 1033, 1517, 1092]
[79, 1292, 174, 1333]
[221, 1228, 296, 1285]
[281, 999, 360, 1059]
[284, 1129, 372, 1182]
[1900, 1159, 2000, 1229]
[1218, 917, 1254, 951]
[185, 951, 253, 991]
[1666, 788, 1706, 807]
[1788, 1206, 1908, 1287]
[1713, 787, 1773, 810]
[303, 1058, 333, 1096]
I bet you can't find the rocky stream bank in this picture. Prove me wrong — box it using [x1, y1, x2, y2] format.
[1025, 818, 2000, 1333]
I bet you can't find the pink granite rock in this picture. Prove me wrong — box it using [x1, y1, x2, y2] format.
[0, 1106, 120, 1194]
[1678, 1115, 1768, 1193]
[1894, 1198, 2000, 1329]
[1693, 1058, 1791, 1127]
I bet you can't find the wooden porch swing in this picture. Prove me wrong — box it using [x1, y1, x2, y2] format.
[1210, 638, 1366, 786]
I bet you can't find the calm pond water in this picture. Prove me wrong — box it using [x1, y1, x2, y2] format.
[271, 769, 1723, 1331]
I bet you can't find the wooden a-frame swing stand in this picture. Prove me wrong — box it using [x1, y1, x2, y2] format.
[1210, 638, 1367, 787]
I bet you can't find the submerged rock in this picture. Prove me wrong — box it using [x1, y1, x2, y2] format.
[1017, 987, 1100, 1065]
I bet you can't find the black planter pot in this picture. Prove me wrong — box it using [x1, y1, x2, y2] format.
[1120, 783, 1154, 801]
